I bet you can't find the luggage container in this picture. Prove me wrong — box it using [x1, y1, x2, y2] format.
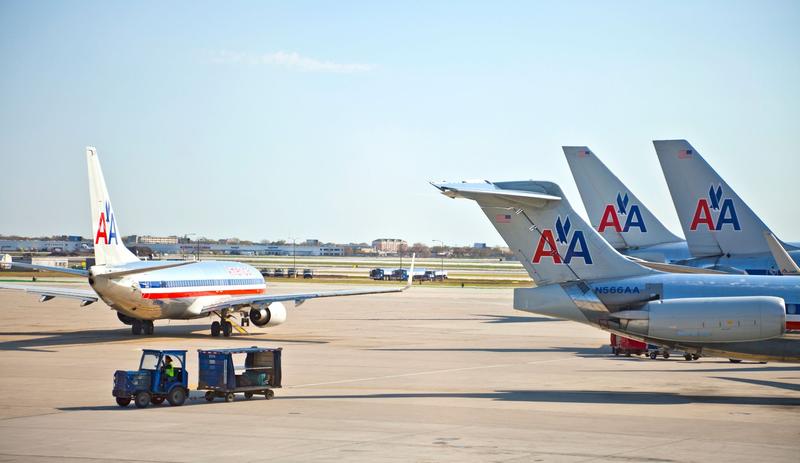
[198, 347, 282, 402]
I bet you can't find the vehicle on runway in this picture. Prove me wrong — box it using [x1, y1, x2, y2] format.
[432, 179, 800, 362]
[653, 139, 800, 275]
[113, 349, 190, 408]
[0, 147, 413, 336]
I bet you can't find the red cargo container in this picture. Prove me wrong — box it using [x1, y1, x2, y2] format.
[610, 334, 647, 356]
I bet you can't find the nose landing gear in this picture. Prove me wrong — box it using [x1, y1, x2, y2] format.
[131, 319, 155, 335]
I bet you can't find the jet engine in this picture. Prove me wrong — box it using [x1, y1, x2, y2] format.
[612, 296, 785, 343]
[250, 302, 288, 327]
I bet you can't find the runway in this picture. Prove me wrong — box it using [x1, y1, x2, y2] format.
[0, 282, 797, 462]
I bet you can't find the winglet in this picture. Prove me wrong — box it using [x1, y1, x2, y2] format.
[405, 253, 416, 288]
[1, 254, 11, 270]
[764, 231, 800, 275]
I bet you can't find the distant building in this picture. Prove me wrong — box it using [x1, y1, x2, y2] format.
[129, 235, 180, 245]
[473, 243, 487, 249]
[304, 239, 320, 246]
[372, 239, 407, 254]
[0, 239, 90, 253]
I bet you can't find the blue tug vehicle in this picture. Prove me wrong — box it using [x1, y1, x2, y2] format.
[113, 349, 189, 408]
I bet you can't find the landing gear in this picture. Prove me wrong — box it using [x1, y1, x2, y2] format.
[131, 319, 154, 335]
[210, 312, 240, 337]
[729, 358, 742, 363]
[221, 320, 233, 337]
[684, 353, 692, 361]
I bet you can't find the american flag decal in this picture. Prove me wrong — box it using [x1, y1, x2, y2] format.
[678, 149, 693, 159]
[578, 150, 590, 158]
[495, 214, 512, 223]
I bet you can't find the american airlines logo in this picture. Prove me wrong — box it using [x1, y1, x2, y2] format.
[532, 216, 593, 265]
[598, 192, 647, 234]
[690, 184, 740, 231]
[94, 201, 119, 245]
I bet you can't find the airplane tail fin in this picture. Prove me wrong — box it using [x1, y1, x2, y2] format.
[653, 140, 772, 257]
[86, 147, 139, 266]
[563, 146, 682, 250]
[432, 180, 654, 285]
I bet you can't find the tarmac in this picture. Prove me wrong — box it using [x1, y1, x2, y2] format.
[0, 281, 798, 462]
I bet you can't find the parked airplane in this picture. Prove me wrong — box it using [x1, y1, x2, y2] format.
[0, 147, 413, 337]
[654, 139, 800, 275]
[431, 179, 800, 361]
[563, 146, 692, 263]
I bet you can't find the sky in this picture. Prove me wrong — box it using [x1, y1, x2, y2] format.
[1, 1, 798, 247]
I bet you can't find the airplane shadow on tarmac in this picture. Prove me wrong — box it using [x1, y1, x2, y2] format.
[369, 346, 611, 357]
[0, 325, 328, 352]
[57, 386, 800, 413]
[713, 376, 800, 392]
[279, 390, 800, 406]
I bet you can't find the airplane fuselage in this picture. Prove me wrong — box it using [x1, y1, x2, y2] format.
[514, 273, 800, 361]
[620, 240, 800, 276]
[90, 260, 266, 320]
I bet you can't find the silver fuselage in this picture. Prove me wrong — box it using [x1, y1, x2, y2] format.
[515, 273, 800, 362]
[89, 260, 266, 320]
[621, 241, 800, 276]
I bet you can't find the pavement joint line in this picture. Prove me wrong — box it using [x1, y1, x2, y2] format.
[0, 453, 163, 462]
[288, 356, 579, 388]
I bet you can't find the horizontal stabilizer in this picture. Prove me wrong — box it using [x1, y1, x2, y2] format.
[96, 261, 198, 278]
[432, 180, 654, 285]
[0, 260, 90, 277]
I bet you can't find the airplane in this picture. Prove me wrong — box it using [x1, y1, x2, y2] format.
[563, 146, 692, 264]
[431, 179, 800, 362]
[0, 147, 413, 337]
[653, 139, 800, 275]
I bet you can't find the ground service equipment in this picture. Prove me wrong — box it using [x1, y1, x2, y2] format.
[113, 349, 189, 408]
[198, 347, 282, 402]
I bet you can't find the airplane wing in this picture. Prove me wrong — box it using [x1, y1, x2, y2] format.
[0, 283, 99, 305]
[199, 256, 416, 313]
[764, 231, 800, 275]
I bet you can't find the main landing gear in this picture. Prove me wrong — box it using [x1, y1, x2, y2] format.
[131, 319, 155, 335]
[210, 311, 247, 337]
[211, 319, 233, 337]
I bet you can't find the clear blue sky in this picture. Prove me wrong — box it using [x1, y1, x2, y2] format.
[1, 1, 798, 246]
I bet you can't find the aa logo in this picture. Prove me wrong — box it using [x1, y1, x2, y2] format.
[598, 192, 647, 233]
[690, 185, 740, 231]
[532, 216, 593, 265]
[94, 201, 119, 245]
